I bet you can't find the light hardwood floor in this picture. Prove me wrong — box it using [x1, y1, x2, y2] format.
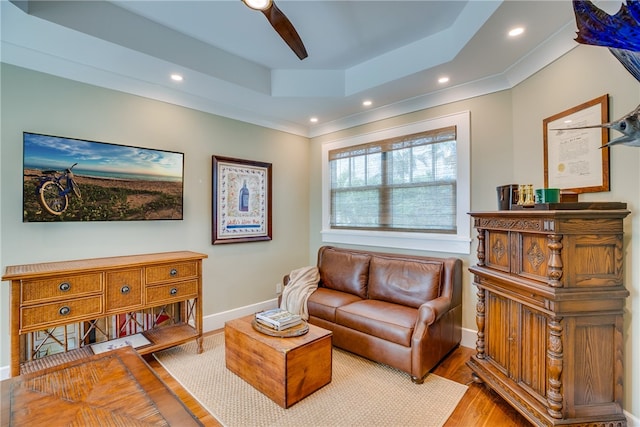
[145, 335, 532, 427]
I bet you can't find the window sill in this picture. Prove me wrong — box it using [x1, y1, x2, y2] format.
[321, 229, 471, 255]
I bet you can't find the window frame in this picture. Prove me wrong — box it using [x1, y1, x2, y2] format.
[321, 111, 471, 254]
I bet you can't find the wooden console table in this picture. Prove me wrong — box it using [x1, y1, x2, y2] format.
[2, 251, 207, 377]
[468, 207, 629, 426]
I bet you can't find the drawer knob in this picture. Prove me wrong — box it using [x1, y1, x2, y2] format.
[121, 285, 130, 294]
[59, 306, 71, 316]
[170, 287, 178, 296]
[170, 268, 178, 277]
[59, 282, 71, 292]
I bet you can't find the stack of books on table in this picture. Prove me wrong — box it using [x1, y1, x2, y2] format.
[255, 308, 302, 331]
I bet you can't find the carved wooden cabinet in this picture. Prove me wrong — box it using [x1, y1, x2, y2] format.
[2, 251, 207, 377]
[468, 207, 629, 427]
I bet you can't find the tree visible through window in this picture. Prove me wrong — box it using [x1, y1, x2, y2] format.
[329, 126, 457, 233]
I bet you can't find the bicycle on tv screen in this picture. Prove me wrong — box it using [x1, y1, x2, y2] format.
[22, 132, 184, 222]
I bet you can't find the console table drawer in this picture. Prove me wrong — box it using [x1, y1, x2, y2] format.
[145, 262, 198, 284]
[21, 296, 103, 331]
[146, 280, 198, 305]
[106, 269, 143, 312]
[21, 273, 102, 304]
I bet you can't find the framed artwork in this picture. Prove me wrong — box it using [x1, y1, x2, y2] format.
[543, 94, 610, 193]
[23, 132, 184, 222]
[212, 155, 272, 244]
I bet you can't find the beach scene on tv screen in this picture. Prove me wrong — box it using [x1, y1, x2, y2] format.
[23, 132, 184, 222]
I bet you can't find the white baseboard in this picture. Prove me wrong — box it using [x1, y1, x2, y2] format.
[460, 326, 476, 349]
[626, 410, 640, 426]
[201, 298, 278, 333]
[0, 365, 9, 381]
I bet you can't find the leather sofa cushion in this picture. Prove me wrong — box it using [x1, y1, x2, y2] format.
[307, 288, 363, 323]
[336, 300, 417, 347]
[319, 248, 370, 298]
[368, 256, 443, 308]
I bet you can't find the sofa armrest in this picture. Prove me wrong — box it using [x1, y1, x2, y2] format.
[416, 296, 451, 326]
[411, 295, 462, 382]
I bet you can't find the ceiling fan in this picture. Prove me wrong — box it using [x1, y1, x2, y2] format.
[242, 0, 308, 60]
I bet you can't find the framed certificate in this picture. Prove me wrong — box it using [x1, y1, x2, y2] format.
[543, 94, 609, 193]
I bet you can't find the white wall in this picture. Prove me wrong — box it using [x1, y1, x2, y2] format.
[0, 63, 311, 367]
[310, 45, 639, 417]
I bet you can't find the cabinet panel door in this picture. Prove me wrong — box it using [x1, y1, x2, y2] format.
[570, 235, 622, 288]
[519, 306, 547, 402]
[566, 315, 623, 417]
[486, 231, 510, 273]
[486, 292, 510, 375]
[517, 233, 549, 281]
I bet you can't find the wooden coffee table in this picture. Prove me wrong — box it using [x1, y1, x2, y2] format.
[1, 346, 202, 426]
[224, 314, 332, 408]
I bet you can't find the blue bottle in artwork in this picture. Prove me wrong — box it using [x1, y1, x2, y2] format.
[239, 180, 249, 212]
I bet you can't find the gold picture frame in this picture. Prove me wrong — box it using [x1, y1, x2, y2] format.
[543, 94, 610, 193]
[212, 155, 272, 244]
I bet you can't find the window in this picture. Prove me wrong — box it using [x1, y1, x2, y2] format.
[322, 111, 470, 254]
[330, 126, 457, 233]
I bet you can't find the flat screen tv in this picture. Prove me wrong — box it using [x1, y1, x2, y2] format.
[23, 132, 184, 222]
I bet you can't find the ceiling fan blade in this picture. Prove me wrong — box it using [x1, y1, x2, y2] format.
[261, 2, 308, 60]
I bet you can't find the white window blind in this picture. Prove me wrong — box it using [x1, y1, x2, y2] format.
[329, 126, 457, 233]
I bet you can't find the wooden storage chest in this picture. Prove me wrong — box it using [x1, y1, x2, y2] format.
[224, 315, 332, 408]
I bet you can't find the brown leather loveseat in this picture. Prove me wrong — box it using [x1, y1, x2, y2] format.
[288, 245, 462, 384]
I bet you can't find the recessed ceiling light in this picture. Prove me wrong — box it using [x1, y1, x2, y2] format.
[508, 27, 525, 37]
[362, 100, 372, 107]
[438, 76, 450, 84]
[170, 73, 183, 82]
[310, 117, 318, 123]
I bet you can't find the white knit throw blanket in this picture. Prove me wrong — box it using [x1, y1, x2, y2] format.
[280, 266, 319, 320]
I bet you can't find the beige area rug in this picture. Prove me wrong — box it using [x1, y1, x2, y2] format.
[154, 333, 468, 427]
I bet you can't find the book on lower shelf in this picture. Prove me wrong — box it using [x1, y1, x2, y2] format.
[91, 333, 151, 354]
[255, 308, 302, 331]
